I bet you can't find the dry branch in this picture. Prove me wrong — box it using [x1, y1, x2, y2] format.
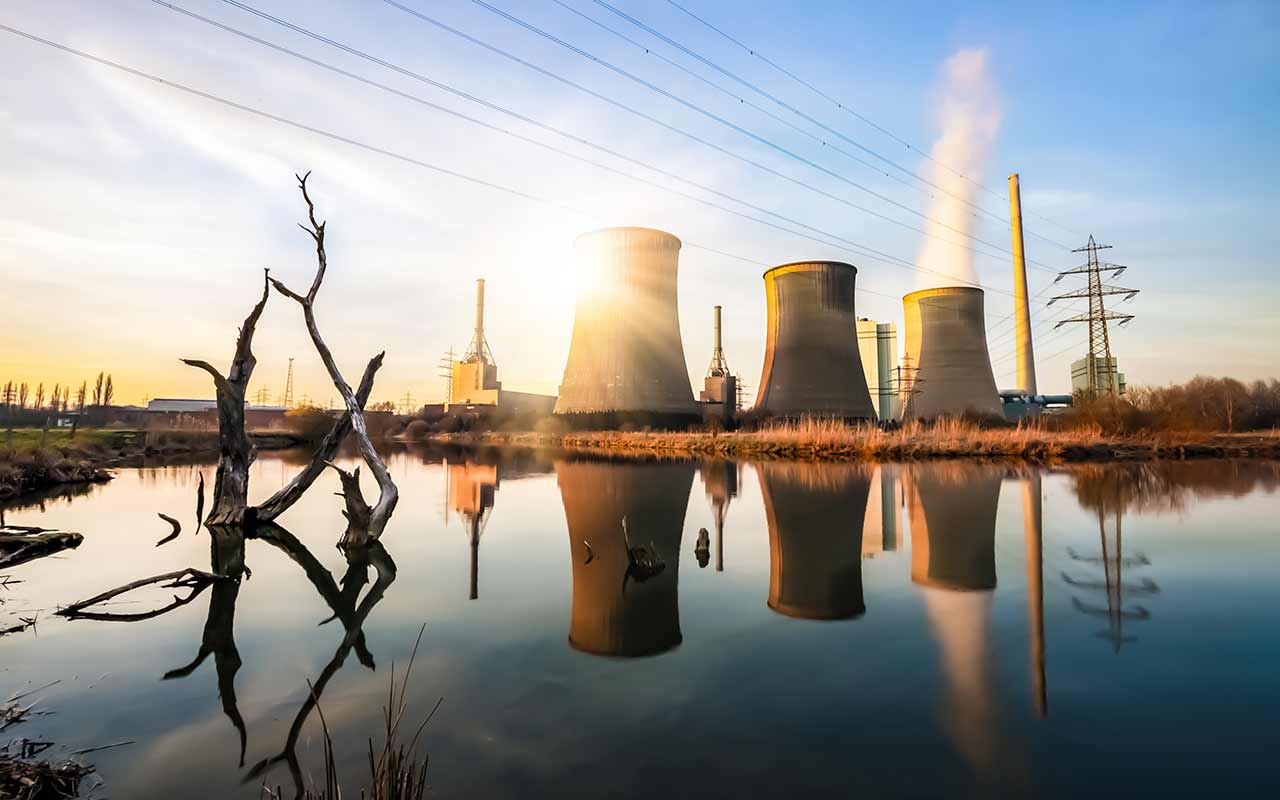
[181, 269, 271, 526]
[56, 568, 226, 621]
[154, 513, 181, 547]
[0, 530, 83, 570]
[268, 172, 398, 539]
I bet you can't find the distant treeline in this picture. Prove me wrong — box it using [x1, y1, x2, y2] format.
[1, 372, 116, 432]
[1062, 376, 1280, 434]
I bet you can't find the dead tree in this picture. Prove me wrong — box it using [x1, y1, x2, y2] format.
[268, 173, 398, 540]
[182, 270, 271, 526]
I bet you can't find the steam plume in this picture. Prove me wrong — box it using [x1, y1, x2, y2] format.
[916, 48, 1001, 289]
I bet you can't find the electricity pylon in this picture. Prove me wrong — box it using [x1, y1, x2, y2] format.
[282, 357, 295, 409]
[1049, 236, 1138, 396]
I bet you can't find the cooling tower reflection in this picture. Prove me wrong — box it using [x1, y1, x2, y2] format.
[557, 459, 694, 657]
[908, 465, 1000, 591]
[757, 462, 872, 620]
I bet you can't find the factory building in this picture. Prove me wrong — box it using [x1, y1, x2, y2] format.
[900, 287, 1003, 420]
[557, 459, 693, 657]
[754, 261, 876, 419]
[446, 278, 556, 415]
[698, 305, 738, 424]
[1070, 356, 1127, 395]
[555, 227, 698, 416]
[758, 462, 871, 620]
[856, 318, 900, 421]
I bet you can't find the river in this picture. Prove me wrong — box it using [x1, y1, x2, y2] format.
[2, 447, 1278, 798]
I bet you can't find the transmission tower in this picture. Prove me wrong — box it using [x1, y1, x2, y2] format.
[253, 386, 271, 406]
[437, 347, 456, 404]
[400, 390, 415, 415]
[1048, 236, 1138, 396]
[282, 357, 295, 409]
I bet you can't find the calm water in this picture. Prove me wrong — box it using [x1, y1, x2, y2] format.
[2, 448, 1278, 798]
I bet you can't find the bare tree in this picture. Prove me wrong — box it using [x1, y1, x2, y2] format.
[181, 271, 271, 526]
[48, 383, 59, 411]
[268, 172, 398, 541]
[71, 381, 87, 438]
[34, 383, 45, 410]
[92, 372, 104, 407]
[104, 374, 115, 408]
[17, 382, 28, 410]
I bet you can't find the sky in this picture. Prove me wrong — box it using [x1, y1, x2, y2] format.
[2, 0, 1277, 407]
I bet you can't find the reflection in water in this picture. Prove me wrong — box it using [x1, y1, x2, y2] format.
[758, 462, 871, 620]
[557, 459, 693, 657]
[1022, 472, 1047, 719]
[447, 460, 498, 600]
[907, 464, 1005, 776]
[699, 460, 739, 572]
[863, 465, 902, 557]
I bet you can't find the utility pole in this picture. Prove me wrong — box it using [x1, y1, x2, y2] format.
[437, 347, 456, 405]
[1049, 236, 1138, 396]
[282, 357, 295, 409]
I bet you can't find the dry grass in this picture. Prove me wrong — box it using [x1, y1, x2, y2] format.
[432, 417, 1280, 463]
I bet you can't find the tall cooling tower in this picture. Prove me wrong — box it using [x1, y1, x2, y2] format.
[557, 459, 693, 657]
[758, 462, 872, 620]
[555, 227, 697, 415]
[755, 261, 876, 419]
[901, 287, 1002, 420]
[907, 465, 1001, 591]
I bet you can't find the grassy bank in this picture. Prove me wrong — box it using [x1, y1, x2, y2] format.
[426, 418, 1280, 463]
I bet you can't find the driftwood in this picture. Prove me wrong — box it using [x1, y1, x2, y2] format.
[154, 513, 181, 548]
[253, 353, 383, 524]
[0, 528, 83, 569]
[195, 471, 205, 530]
[56, 568, 227, 621]
[269, 172, 398, 540]
[181, 269, 271, 527]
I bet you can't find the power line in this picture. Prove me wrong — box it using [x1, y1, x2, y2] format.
[149, 1, 1056, 309]
[665, 0, 1085, 240]
[383, 0, 1049, 272]
[587, 0, 1072, 253]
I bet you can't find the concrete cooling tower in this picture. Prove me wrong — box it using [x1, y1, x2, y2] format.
[900, 287, 1003, 420]
[755, 261, 876, 419]
[555, 227, 697, 415]
[907, 465, 1001, 591]
[758, 462, 872, 620]
[557, 459, 694, 657]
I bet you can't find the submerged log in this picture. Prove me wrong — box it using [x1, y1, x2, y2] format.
[181, 269, 271, 527]
[56, 568, 226, 621]
[0, 529, 83, 569]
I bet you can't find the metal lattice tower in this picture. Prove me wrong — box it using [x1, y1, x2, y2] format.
[282, 357, 295, 409]
[437, 346, 456, 404]
[463, 278, 496, 367]
[1049, 236, 1138, 396]
[400, 390, 415, 415]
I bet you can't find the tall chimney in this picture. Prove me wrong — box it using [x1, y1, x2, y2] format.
[1008, 174, 1037, 395]
[474, 278, 486, 352]
[713, 305, 722, 354]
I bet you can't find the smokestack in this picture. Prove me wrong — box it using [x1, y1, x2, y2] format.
[755, 261, 876, 418]
[713, 305, 722, 355]
[1008, 175, 1037, 395]
[474, 278, 486, 349]
[901, 287, 1003, 420]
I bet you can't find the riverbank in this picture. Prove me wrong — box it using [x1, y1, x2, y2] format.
[423, 419, 1280, 463]
[0, 429, 308, 500]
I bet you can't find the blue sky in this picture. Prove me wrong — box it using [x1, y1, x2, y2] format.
[1, 0, 1276, 404]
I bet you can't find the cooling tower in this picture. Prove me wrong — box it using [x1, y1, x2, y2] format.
[555, 227, 697, 415]
[758, 462, 872, 620]
[557, 459, 693, 657]
[754, 261, 876, 419]
[907, 465, 1001, 591]
[901, 287, 1003, 420]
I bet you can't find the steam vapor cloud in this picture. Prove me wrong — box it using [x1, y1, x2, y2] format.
[916, 48, 1002, 289]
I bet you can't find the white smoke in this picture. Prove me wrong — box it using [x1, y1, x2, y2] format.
[916, 48, 1002, 289]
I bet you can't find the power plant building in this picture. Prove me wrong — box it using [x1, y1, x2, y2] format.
[856, 318, 900, 421]
[699, 305, 737, 424]
[754, 261, 876, 419]
[555, 227, 698, 416]
[447, 278, 556, 415]
[1071, 356, 1126, 395]
[900, 287, 1003, 420]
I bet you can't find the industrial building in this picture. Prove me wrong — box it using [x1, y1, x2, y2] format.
[557, 459, 693, 657]
[555, 227, 698, 416]
[856, 318, 900, 421]
[446, 278, 556, 415]
[900, 287, 1003, 420]
[698, 305, 738, 424]
[1071, 355, 1126, 395]
[754, 261, 876, 419]
[758, 462, 871, 620]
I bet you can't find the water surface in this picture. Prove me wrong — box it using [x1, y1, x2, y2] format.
[2, 448, 1278, 798]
